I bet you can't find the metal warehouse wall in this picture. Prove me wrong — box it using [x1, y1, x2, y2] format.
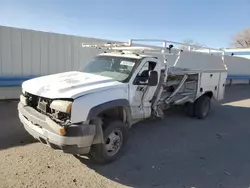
[0, 25, 108, 77]
[0, 25, 111, 99]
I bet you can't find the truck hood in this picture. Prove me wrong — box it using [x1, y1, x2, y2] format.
[22, 71, 126, 99]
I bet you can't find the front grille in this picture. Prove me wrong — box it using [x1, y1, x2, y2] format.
[25, 92, 52, 114]
[25, 92, 39, 108]
[24, 92, 71, 124]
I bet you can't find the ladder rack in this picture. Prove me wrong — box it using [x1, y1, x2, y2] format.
[82, 38, 225, 55]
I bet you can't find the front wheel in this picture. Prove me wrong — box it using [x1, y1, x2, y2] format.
[194, 95, 211, 119]
[89, 120, 128, 164]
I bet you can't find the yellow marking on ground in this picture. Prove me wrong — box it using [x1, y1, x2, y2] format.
[222, 99, 250, 107]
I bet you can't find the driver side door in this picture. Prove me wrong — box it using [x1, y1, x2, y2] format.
[129, 58, 160, 120]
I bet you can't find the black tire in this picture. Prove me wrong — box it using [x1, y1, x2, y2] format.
[185, 102, 195, 117]
[89, 120, 129, 164]
[194, 95, 211, 119]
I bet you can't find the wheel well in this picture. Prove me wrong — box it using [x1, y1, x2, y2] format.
[89, 106, 130, 145]
[204, 91, 213, 98]
[98, 106, 129, 125]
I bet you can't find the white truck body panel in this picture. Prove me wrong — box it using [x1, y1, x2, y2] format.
[169, 51, 226, 70]
[199, 72, 219, 99]
[22, 71, 124, 99]
[71, 86, 129, 123]
[217, 72, 228, 100]
[195, 71, 226, 100]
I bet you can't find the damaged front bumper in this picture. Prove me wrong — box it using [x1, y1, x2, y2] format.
[18, 102, 96, 155]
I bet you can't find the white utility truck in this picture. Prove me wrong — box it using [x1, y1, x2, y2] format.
[18, 39, 227, 164]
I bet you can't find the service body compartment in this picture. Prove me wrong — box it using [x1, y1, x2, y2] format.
[199, 71, 227, 100]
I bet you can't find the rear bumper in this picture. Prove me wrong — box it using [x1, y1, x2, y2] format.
[18, 102, 96, 155]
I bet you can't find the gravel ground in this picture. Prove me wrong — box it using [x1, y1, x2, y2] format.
[0, 85, 250, 188]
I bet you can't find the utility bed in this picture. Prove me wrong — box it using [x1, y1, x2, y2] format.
[157, 66, 227, 111]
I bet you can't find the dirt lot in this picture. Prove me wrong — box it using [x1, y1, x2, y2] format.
[0, 85, 250, 188]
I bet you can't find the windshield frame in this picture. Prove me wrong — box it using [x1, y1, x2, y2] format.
[81, 55, 142, 83]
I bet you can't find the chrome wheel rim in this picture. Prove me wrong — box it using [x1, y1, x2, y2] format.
[105, 129, 123, 156]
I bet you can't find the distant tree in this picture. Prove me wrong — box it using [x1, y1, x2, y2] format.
[231, 28, 250, 48]
[178, 39, 205, 50]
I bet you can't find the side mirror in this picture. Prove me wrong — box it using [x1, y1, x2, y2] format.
[148, 70, 158, 86]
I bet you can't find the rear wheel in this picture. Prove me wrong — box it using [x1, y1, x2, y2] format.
[89, 120, 128, 164]
[194, 95, 211, 119]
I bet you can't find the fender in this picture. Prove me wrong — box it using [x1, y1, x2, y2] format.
[87, 99, 132, 125]
[70, 86, 129, 123]
[88, 99, 132, 145]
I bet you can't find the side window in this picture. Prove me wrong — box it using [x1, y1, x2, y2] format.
[137, 62, 149, 76]
[133, 61, 156, 85]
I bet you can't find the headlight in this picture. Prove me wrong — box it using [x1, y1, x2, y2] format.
[50, 100, 72, 113]
[20, 95, 28, 106]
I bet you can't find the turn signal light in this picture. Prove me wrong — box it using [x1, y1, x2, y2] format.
[59, 128, 66, 135]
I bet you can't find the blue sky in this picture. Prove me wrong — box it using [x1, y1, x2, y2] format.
[0, 0, 249, 48]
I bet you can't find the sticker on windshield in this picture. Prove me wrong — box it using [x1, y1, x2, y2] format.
[120, 61, 135, 67]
